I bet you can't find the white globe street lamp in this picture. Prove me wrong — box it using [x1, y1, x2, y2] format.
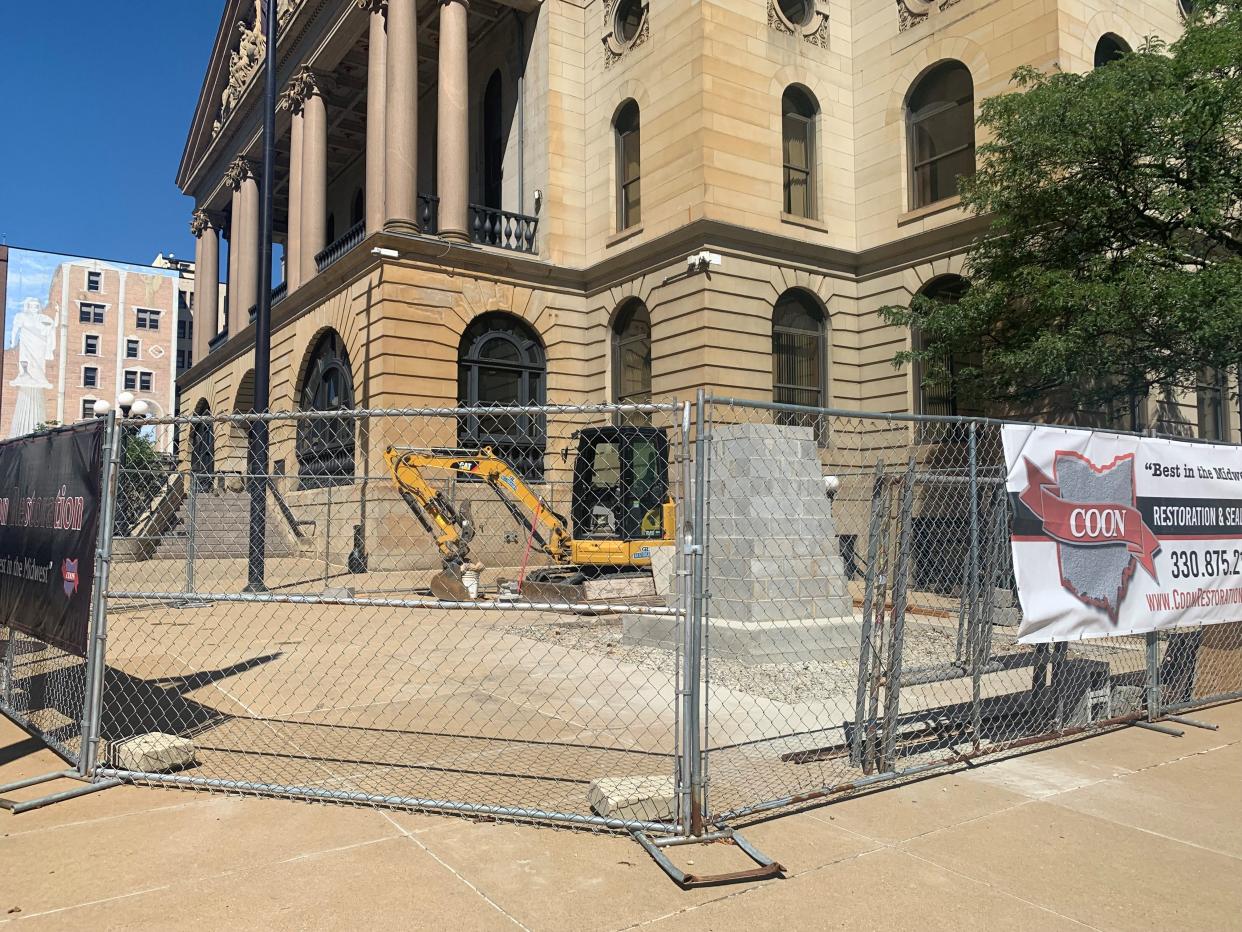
[92, 399, 112, 417]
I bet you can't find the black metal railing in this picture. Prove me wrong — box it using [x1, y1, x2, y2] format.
[272, 281, 288, 305]
[207, 328, 229, 353]
[419, 193, 439, 235]
[247, 303, 258, 325]
[315, 220, 366, 272]
[469, 204, 538, 253]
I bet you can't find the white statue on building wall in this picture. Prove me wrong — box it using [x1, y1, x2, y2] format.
[8, 297, 57, 437]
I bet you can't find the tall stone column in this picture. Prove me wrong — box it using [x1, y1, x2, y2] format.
[299, 70, 329, 283]
[280, 85, 305, 291]
[227, 199, 240, 331]
[361, 0, 388, 235]
[384, 0, 419, 232]
[190, 209, 221, 362]
[226, 157, 261, 322]
[437, 0, 470, 242]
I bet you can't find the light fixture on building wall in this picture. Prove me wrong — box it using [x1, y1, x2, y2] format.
[371, 246, 399, 259]
[533, 189, 543, 214]
[687, 251, 722, 273]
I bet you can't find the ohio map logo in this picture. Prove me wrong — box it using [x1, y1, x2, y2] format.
[61, 558, 79, 598]
[1019, 452, 1160, 620]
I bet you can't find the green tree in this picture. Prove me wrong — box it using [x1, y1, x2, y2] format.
[884, 1, 1242, 418]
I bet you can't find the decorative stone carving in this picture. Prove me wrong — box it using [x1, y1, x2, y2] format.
[190, 209, 214, 237]
[278, 65, 323, 114]
[355, 0, 387, 10]
[602, 0, 650, 69]
[898, 0, 961, 31]
[224, 156, 259, 191]
[211, 0, 306, 137]
[768, 0, 830, 48]
[278, 0, 304, 28]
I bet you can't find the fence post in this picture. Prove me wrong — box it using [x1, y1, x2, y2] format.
[966, 420, 981, 673]
[3, 620, 14, 709]
[851, 460, 886, 768]
[79, 412, 123, 778]
[881, 458, 916, 771]
[681, 388, 709, 837]
[185, 472, 197, 595]
[1146, 631, 1162, 722]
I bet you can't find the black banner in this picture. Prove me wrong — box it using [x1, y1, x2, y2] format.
[0, 420, 105, 657]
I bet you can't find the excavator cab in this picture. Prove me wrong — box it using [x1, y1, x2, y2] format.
[571, 427, 671, 544]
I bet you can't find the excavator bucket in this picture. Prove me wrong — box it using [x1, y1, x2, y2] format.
[430, 566, 472, 602]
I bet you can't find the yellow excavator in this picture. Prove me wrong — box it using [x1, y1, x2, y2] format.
[383, 426, 676, 601]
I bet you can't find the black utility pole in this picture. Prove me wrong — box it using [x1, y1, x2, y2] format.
[246, 0, 278, 593]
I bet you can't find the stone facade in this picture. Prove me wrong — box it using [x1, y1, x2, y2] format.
[176, 0, 1231, 456]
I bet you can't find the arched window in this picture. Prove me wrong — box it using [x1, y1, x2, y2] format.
[772, 290, 827, 410]
[326, 212, 336, 245]
[613, 300, 652, 424]
[351, 188, 365, 227]
[782, 86, 818, 219]
[907, 62, 975, 210]
[458, 313, 546, 479]
[913, 275, 972, 417]
[482, 71, 504, 210]
[615, 100, 641, 230]
[1094, 34, 1130, 68]
[296, 330, 356, 488]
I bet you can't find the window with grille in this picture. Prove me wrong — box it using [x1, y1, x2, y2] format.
[296, 330, 357, 488]
[458, 312, 547, 480]
[772, 290, 826, 410]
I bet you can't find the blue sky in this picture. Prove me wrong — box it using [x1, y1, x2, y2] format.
[0, 3, 223, 267]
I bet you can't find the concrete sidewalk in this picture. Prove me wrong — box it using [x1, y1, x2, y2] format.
[1, 704, 1239, 931]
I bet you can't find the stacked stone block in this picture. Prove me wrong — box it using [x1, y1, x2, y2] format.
[625, 422, 858, 663]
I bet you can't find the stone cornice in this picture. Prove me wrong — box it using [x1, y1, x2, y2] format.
[178, 216, 990, 390]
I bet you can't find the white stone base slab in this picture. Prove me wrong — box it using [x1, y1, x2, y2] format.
[112, 733, 196, 773]
[587, 774, 676, 823]
[623, 613, 863, 664]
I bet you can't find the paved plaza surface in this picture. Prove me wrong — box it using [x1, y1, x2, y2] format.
[2, 702, 1240, 930]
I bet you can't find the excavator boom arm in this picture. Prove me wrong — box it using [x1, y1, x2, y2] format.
[383, 446, 573, 567]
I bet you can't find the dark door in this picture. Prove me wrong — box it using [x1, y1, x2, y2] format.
[482, 71, 504, 211]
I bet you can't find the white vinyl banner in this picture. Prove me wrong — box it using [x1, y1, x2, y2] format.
[1003, 424, 1242, 643]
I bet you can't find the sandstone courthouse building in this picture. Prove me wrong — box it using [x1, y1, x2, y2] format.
[180, 0, 1220, 480]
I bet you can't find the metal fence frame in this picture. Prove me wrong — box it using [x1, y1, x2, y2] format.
[2, 395, 1239, 875]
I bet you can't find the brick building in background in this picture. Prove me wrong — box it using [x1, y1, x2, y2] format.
[1, 248, 181, 450]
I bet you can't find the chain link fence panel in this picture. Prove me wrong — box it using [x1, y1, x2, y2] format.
[25, 396, 1239, 837]
[96, 403, 690, 833]
[696, 399, 1193, 826]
